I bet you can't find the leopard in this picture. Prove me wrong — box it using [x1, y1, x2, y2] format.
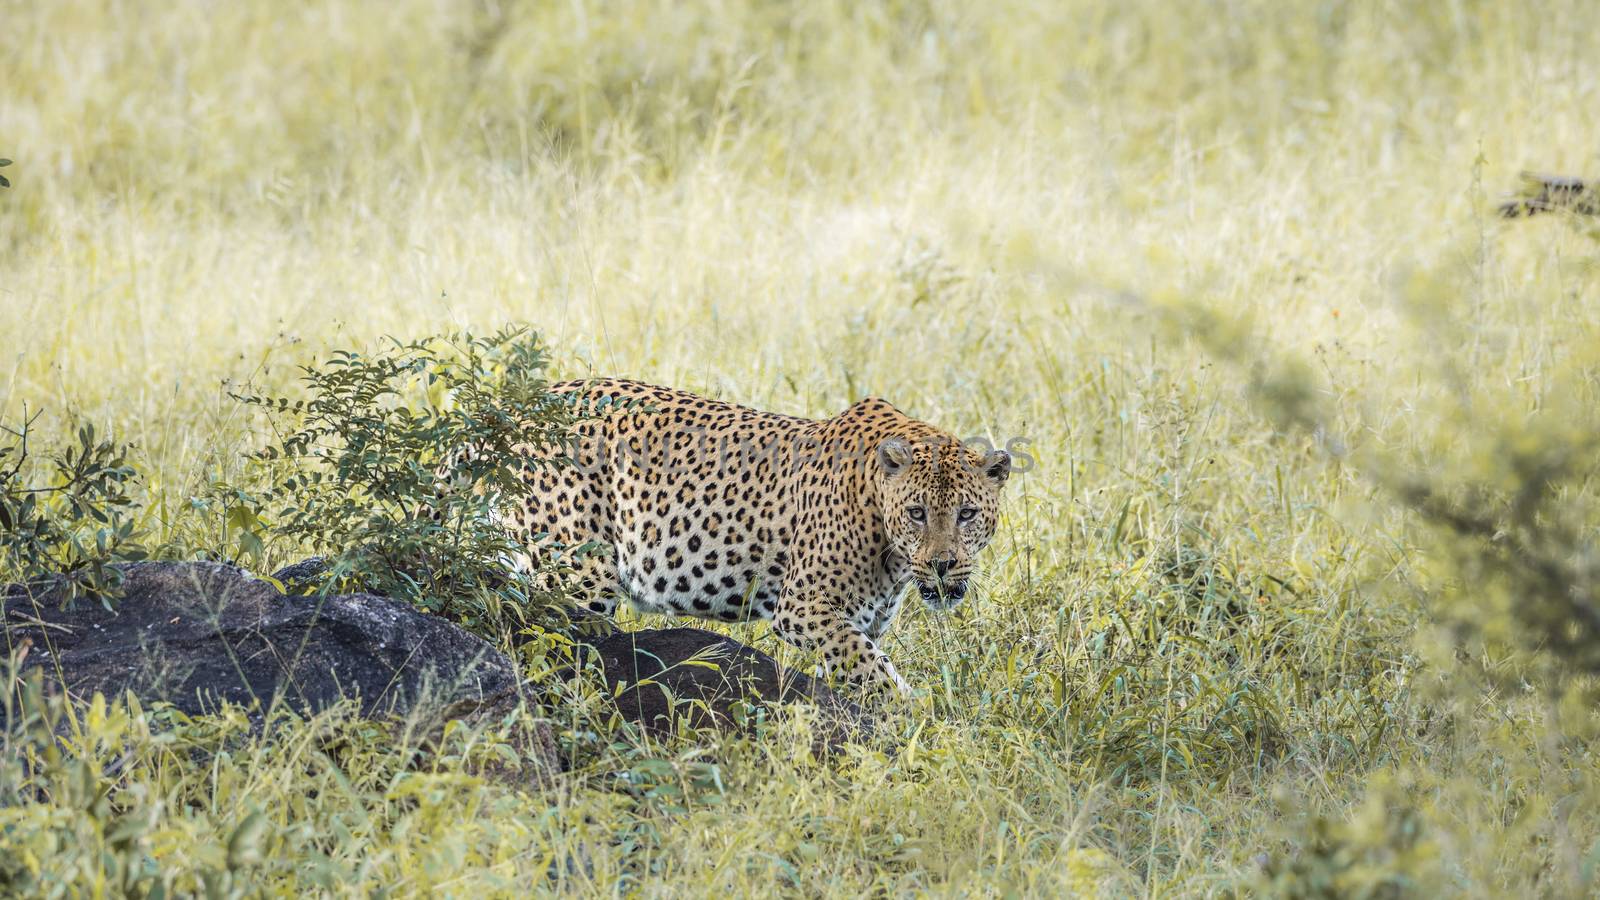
[469, 378, 1012, 696]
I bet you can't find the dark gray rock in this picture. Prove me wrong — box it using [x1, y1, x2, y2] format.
[581, 627, 874, 752]
[2, 561, 518, 723]
[268, 556, 330, 594]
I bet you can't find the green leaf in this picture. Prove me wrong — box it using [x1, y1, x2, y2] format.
[237, 529, 264, 559]
[226, 810, 269, 869]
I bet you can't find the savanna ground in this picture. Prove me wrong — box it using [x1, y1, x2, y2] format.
[5, 0, 1600, 895]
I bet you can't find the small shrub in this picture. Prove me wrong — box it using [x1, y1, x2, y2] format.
[0, 413, 146, 606]
[229, 328, 589, 639]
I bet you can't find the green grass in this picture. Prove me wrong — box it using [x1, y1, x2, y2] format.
[4, 0, 1600, 895]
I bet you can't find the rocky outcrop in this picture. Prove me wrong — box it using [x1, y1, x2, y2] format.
[3, 561, 519, 721]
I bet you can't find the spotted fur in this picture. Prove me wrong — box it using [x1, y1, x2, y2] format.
[470, 378, 1012, 695]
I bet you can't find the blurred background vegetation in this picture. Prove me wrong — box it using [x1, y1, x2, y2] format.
[3, 0, 1600, 894]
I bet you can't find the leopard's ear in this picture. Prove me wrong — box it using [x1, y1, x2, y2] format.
[982, 449, 1011, 487]
[876, 437, 914, 477]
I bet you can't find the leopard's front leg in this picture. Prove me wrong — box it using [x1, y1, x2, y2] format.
[772, 589, 911, 697]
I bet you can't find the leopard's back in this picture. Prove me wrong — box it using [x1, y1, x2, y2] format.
[514, 379, 812, 621]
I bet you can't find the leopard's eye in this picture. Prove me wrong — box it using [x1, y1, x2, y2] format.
[957, 507, 979, 524]
[907, 506, 926, 523]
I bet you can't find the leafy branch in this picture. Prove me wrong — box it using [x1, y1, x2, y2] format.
[0, 410, 147, 606]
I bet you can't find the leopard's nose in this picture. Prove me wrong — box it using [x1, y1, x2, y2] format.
[932, 556, 954, 578]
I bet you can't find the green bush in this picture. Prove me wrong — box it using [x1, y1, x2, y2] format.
[0, 415, 145, 606]
[228, 328, 590, 640]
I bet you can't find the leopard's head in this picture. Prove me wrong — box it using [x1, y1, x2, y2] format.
[874, 435, 1011, 610]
